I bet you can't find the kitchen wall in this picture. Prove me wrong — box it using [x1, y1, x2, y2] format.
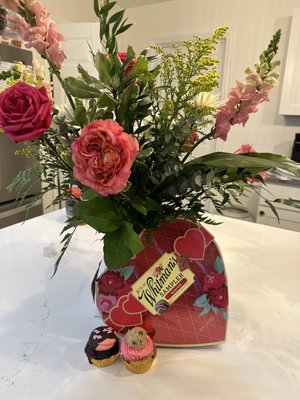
[44, 0, 300, 156]
[42, 0, 300, 217]
[117, 0, 300, 157]
[43, 0, 98, 23]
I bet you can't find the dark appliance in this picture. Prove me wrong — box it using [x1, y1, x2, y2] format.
[291, 133, 300, 163]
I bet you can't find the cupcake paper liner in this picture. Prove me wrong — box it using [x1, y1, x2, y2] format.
[122, 346, 156, 374]
[90, 352, 120, 368]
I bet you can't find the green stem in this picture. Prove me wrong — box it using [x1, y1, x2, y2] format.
[181, 129, 215, 164]
[45, 56, 76, 111]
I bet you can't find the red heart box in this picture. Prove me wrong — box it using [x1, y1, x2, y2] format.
[96, 219, 228, 347]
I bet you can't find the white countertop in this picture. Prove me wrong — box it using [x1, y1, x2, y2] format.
[0, 210, 299, 400]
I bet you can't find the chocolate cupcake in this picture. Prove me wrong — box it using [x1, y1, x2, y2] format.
[85, 326, 119, 367]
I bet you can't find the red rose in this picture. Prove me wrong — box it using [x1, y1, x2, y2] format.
[118, 52, 136, 76]
[98, 271, 130, 296]
[207, 286, 228, 308]
[203, 272, 226, 292]
[182, 132, 199, 152]
[71, 119, 139, 196]
[0, 82, 52, 142]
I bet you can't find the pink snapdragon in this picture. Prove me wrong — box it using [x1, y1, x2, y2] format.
[234, 143, 267, 183]
[0, 0, 19, 12]
[214, 78, 273, 141]
[6, 1, 66, 69]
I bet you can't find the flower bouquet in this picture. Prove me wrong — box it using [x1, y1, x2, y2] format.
[1, 0, 300, 345]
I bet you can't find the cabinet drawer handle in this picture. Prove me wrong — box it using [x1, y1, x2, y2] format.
[259, 210, 265, 216]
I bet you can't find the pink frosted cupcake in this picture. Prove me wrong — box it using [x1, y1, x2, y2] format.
[121, 327, 156, 373]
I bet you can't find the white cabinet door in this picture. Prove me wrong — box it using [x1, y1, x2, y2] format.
[279, 9, 300, 115]
[53, 22, 100, 105]
[256, 182, 300, 232]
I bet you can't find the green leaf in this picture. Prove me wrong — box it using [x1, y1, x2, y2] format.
[104, 222, 143, 269]
[125, 55, 148, 80]
[112, 16, 127, 36]
[187, 152, 300, 178]
[77, 64, 103, 87]
[52, 221, 79, 277]
[214, 256, 224, 273]
[119, 83, 139, 117]
[274, 197, 300, 209]
[199, 304, 211, 317]
[222, 311, 228, 321]
[78, 197, 121, 233]
[94, 0, 100, 16]
[74, 104, 87, 126]
[95, 52, 112, 85]
[123, 222, 144, 255]
[130, 196, 162, 211]
[82, 188, 99, 201]
[131, 202, 148, 215]
[193, 294, 208, 307]
[63, 77, 101, 98]
[98, 93, 117, 109]
[108, 9, 125, 24]
[265, 199, 280, 223]
[104, 228, 133, 269]
[107, 36, 117, 54]
[134, 124, 151, 135]
[121, 265, 135, 280]
[99, 1, 117, 15]
[122, 45, 136, 69]
[211, 305, 219, 315]
[116, 23, 133, 36]
[137, 147, 154, 160]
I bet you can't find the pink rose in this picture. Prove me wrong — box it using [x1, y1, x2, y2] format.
[234, 143, 256, 154]
[118, 52, 136, 76]
[203, 272, 226, 292]
[207, 286, 228, 308]
[234, 143, 267, 183]
[0, 82, 52, 142]
[72, 119, 139, 196]
[96, 293, 117, 315]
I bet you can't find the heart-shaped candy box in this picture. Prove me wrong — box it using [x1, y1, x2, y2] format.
[95, 219, 228, 347]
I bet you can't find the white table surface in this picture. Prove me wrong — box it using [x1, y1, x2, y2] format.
[0, 209, 299, 400]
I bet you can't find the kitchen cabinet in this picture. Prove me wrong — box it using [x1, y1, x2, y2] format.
[256, 181, 300, 232]
[279, 8, 300, 115]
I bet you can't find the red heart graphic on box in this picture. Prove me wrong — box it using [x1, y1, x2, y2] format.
[106, 294, 144, 331]
[97, 219, 228, 346]
[123, 293, 146, 314]
[174, 228, 207, 259]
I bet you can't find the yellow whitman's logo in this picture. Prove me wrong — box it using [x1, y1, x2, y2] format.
[131, 253, 195, 316]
